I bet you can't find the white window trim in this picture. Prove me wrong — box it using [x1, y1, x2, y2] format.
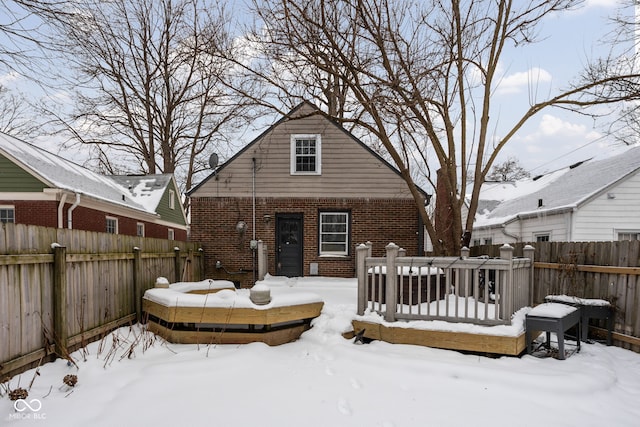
[534, 232, 551, 242]
[0, 205, 15, 223]
[616, 229, 640, 241]
[290, 134, 322, 175]
[168, 228, 175, 240]
[137, 222, 145, 237]
[106, 216, 119, 234]
[169, 189, 175, 210]
[319, 211, 349, 256]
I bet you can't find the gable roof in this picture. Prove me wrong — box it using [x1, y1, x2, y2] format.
[474, 145, 640, 227]
[0, 131, 173, 216]
[188, 101, 430, 197]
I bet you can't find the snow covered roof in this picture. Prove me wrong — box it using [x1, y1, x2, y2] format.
[0, 131, 170, 215]
[474, 145, 640, 228]
[109, 174, 175, 213]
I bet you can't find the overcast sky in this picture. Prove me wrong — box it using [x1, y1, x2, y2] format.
[0, 0, 634, 178]
[490, 0, 634, 175]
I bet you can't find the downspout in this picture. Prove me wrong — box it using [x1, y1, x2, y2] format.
[501, 222, 519, 243]
[252, 157, 257, 284]
[57, 193, 67, 229]
[67, 193, 81, 229]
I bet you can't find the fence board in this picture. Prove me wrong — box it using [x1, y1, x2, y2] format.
[471, 241, 640, 351]
[0, 223, 202, 378]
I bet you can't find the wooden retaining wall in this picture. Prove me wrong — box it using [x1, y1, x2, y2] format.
[471, 241, 640, 352]
[0, 223, 203, 378]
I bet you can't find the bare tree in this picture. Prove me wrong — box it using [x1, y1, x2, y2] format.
[0, 86, 39, 136]
[486, 157, 531, 182]
[33, 0, 252, 203]
[244, 0, 640, 255]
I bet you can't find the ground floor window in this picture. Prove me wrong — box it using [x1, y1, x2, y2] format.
[0, 206, 15, 223]
[168, 228, 175, 240]
[106, 216, 118, 234]
[618, 231, 640, 241]
[319, 211, 349, 255]
[535, 234, 550, 242]
[137, 222, 145, 237]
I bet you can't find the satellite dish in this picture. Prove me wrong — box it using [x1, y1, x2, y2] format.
[208, 153, 219, 169]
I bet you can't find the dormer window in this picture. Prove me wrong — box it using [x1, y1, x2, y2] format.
[291, 134, 321, 175]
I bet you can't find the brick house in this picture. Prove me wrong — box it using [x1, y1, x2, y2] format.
[0, 132, 188, 240]
[188, 102, 429, 287]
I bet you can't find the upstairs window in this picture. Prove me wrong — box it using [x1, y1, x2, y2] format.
[169, 190, 176, 210]
[291, 134, 321, 175]
[0, 206, 15, 223]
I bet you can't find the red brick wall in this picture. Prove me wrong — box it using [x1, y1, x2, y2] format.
[190, 196, 421, 287]
[9, 200, 187, 240]
[14, 200, 58, 227]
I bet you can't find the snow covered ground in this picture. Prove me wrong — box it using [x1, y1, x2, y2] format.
[2, 275, 640, 427]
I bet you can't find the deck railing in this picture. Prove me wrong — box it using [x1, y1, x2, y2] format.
[356, 243, 534, 326]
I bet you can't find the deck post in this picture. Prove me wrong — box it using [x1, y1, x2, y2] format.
[356, 244, 369, 315]
[499, 244, 514, 320]
[460, 246, 470, 259]
[365, 241, 372, 257]
[385, 243, 399, 322]
[523, 245, 535, 306]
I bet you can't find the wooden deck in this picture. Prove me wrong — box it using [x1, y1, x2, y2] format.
[352, 319, 529, 356]
[143, 299, 324, 346]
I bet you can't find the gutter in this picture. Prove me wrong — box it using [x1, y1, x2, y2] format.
[57, 193, 67, 228]
[67, 193, 81, 229]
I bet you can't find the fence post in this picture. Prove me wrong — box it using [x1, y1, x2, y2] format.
[198, 248, 205, 281]
[356, 244, 369, 315]
[523, 245, 535, 306]
[133, 247, 143, 323]
[365, 241, 372, 257]
[174, 247, 181, 283]
[385, 243, 399, 322]
[499, 244, 514, 320]
[52, 245, 67, 356]
[257, 240, 267, 281]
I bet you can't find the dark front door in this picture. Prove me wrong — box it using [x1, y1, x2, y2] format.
[276, 214, 303, 277]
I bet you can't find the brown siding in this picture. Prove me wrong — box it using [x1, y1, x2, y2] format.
[190, 196, 420, 288]
[192, 107, 417, 199]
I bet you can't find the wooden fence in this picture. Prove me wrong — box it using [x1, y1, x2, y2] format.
[357, 242, 534, 326]
[471, 241, 640, 352]
[0, 223, 203, 378]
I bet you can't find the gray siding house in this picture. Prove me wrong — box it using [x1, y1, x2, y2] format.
[471, 145, 640, 245]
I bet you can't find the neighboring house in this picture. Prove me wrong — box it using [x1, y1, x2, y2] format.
[188, 102, 429, 287]
[0, 132, 188, 240]
[471, 145, 640, 245]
